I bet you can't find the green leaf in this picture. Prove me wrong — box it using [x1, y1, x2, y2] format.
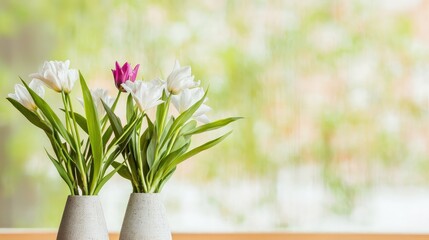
[146, 136, 156, 168]
[93, 162, 124, 195]
[126, 94, 134, 121]
[139, 127, 152, 174]
[155, 166, 176, 192]
[150, 142, 189, 183]
[171, 135, 191, 153]
[126, 136, 139, 178]
[61, 109, 88, 133]
[102, 126, 113, 147]
[103, 132, 131, 175]
[155, 91, 168, 133]
[100, 145, 123, 177]
[124, 114, 144, 177]
[107, 114, 140, 150]
[79, 72, 103, 194]
[159, 119, 193, 154]
[45, 149, 74, 194]
[146, 116, 154, 132]
[112, 161, 132, 180]
[184, 117, 242, 135]
[180, 120, 197, 135]
[50, 130, 76, 165]
[165, 90, 208, 143]
[7, 97, 52, 134]
[21, 79, 75, 151]
[102, 100, 123, 137]
[46, 133, 62, 160]
[159, 117, 174, 147]
[165, 131, 232, 174]
[74, 163, 85, 194]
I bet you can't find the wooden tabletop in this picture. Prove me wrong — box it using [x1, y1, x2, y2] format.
[0, 233, 428, 240]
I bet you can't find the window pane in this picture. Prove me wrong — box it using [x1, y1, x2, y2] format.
[1, 0, 429, 233]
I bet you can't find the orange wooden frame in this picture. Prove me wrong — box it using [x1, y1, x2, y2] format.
[0, 233, 429, 240]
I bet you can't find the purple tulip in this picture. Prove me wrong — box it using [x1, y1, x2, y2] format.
[112, 61, 140, 91]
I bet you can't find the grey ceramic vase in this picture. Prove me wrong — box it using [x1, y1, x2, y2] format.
[57, 196, 109, 240]
[120, 193, 172, 240]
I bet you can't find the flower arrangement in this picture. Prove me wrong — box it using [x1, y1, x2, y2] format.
[7, 60, 135, 195]
[7, 60, 240, 195]
[108, 61, 241, 193]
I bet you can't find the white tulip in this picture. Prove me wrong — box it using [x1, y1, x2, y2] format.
[166, 60, 200, 95]
[79, 88, 115, 116]
[8, 79, 45, 111]
[171, 87, 211, 123]
[121, 79, 165, 112]
[29, 60, 78, 93]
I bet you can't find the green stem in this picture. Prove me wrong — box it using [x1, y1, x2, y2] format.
[60, 93, 78, 194]
[53, 133, 78, 195]
[134, 113, 147, 192]
[61, 92, 72, 132]
[148, 97, 171, 190]
[157, 95, 171, 141]
[153, 96, 171, 165]
[65, 93, 89, 195]
[101, 91, 121, 132]
[111, 91, 122, 112]
[125, 159, 141, 192]
[166, 126, 181, 155]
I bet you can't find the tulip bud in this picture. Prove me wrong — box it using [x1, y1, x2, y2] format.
[171, 87, 211, 123]
[121, 79, 165, 112]
[166, 60, 200, 95]
[8, 79, 45, 111]
[29, 60, 78, 93]
[112, 61, 140, 92]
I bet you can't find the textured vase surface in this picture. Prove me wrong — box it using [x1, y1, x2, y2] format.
[57, 195, 109, 240]
[120, 193, 172, 240]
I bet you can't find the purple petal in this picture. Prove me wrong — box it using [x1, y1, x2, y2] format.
[112, 69, 117, 80]
[122, 62, 130, 72]
[131, 64, 140, 81]
[115, 61, 121, 71]
[124, 67, 131, 81]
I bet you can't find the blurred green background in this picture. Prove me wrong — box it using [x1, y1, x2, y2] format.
[2, 0, 429, 232]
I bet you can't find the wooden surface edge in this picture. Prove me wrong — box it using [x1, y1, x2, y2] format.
[0, 233, 429, 240]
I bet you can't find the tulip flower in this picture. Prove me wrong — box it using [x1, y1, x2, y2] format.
[171, 87, 211, 123]
[29, 60, 78, 93]
[8, 79, 45, 111]
[79, 88, 115, 116]
[112, 61, 140, 92]
[166, 60, 200, 95]
[121, 79, 164, 112]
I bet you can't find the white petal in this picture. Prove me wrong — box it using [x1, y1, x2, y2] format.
[14, 84, 36, 110]
[121, 79, 164, 112]
[121, 80, 136, 94]
[171, 95, 181, 113]
[145, 99, 164, 111]
[195, 114, 210, 124]
[43, 71, 62, 91]
[166, 61, 199, 95]
[77, 97, 84, 107]
[64, 60, 70, 68]
[28, 73, 42, 79]
[30, 60, 78, 93]
[15, 84, 31, 102]
[7, 93, 19, 101]
[29, 79, 45, 98]
[194, 104, 211, 117]
[173, 60, 181, 70]
[62, 69, 78, 93]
